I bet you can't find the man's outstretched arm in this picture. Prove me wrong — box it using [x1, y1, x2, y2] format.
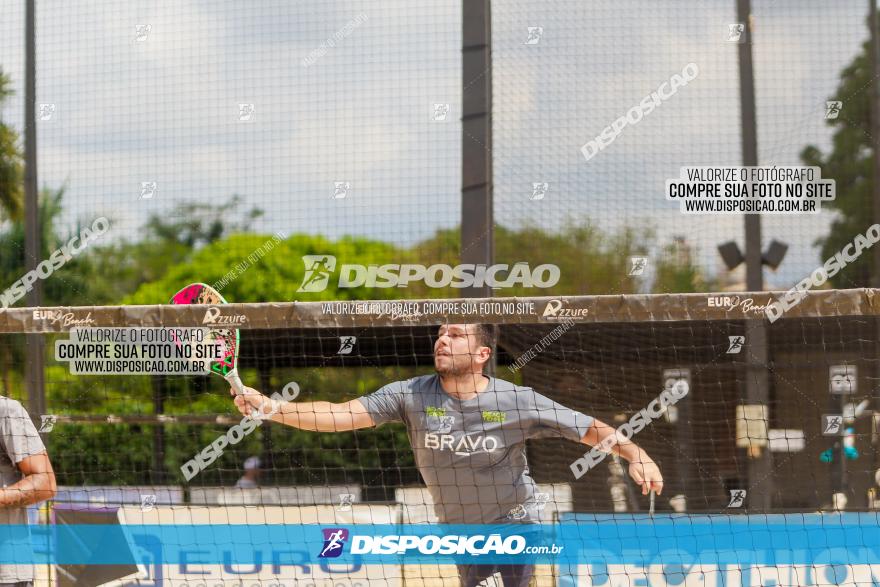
[232, 386, 375, 432]
[0, 452, 57, 507]
[581, 417, 664, 495]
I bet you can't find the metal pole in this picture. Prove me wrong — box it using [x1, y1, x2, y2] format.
[828, 392, 846, 500]
[151, 376, 166, 484]
[737, 0, 773, 512]
[868, 0, 880, 508]
[461, 0, 493, 300]
[24, 0, 46, 419]
[259, 367, 273, 486]
[462, 0, 496, 375]
[872, 0, 880, 288]
[737, 0, 760, 290]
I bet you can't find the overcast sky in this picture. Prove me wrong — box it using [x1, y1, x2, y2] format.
[0, 0, 868, 290]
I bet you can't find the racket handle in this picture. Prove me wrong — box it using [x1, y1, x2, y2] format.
[225, 369, 245, 395]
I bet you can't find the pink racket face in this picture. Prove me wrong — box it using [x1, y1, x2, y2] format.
[172, 283, 220, 305]
[170, 283, 240, 377]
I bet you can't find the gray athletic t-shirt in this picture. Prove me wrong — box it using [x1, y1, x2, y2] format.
[359, 375, 593, 524]
[0, 396, 47, 583]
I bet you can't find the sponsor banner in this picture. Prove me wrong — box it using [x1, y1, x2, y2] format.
[9, 515, 880, 567]
[0, 290, 874, 332]
[706, 295, 772, 317]
[10, 523, 558, 566]
[560, 563, 880, 587]
[556, 513, 880, 565]
[541, 299, 589, 321]
[108, 504, 395, 586]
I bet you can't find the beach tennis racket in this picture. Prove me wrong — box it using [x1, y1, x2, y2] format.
[170, 282, 245, 395]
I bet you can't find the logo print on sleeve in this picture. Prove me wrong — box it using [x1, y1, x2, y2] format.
[428, 414, 455, 434]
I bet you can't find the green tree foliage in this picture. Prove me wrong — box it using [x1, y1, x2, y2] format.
[81, 196, 263, 304]
[802, 40, 872, 287]
[0, 189, 97, 399]
[144, 195, 262, 248]
[0, 68, 23, 222]
[123, 233, 408, 305]
[652, 237, 718, 293]
[408, 222, 648, 297]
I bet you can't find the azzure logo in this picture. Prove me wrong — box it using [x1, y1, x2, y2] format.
[202, 307, 247, 325]
[319, 528, 349, 558]
[542, 299, 588, 320]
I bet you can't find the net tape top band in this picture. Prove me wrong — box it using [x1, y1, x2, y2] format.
[1, 289, 877, 333]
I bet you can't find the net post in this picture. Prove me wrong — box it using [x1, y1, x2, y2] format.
[24, 0, 46, 421]
[461, 0, 494, 301]
[462, 0, 496, 375]
[744, 319, 773, 511]
[737, 0, 774, 512]
[151, 375, 167, 484]
[258, 365, 274, 487]
[869, 0, 880, 510]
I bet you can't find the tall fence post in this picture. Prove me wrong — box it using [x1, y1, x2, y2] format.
[24, 0, 46, 421]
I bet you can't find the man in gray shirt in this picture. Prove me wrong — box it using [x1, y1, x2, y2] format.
[0, 396, 57, 587]
[232, 323, 663, 587]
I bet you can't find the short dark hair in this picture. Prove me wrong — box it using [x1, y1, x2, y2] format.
[473, 324, 496, 349]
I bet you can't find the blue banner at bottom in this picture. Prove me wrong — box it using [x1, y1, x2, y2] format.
[5, 513, 880, 567]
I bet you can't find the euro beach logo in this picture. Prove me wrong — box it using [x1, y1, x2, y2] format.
[581, 62, 699, 162]
[297, 256, 560, 291]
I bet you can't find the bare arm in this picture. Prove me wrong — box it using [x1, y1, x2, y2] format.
[581, 417, 664, 495]
[232, 387, 375, 432]
[0, 452, 57, 508]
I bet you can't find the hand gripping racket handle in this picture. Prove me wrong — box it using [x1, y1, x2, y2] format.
[225, 369, 245, 395]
